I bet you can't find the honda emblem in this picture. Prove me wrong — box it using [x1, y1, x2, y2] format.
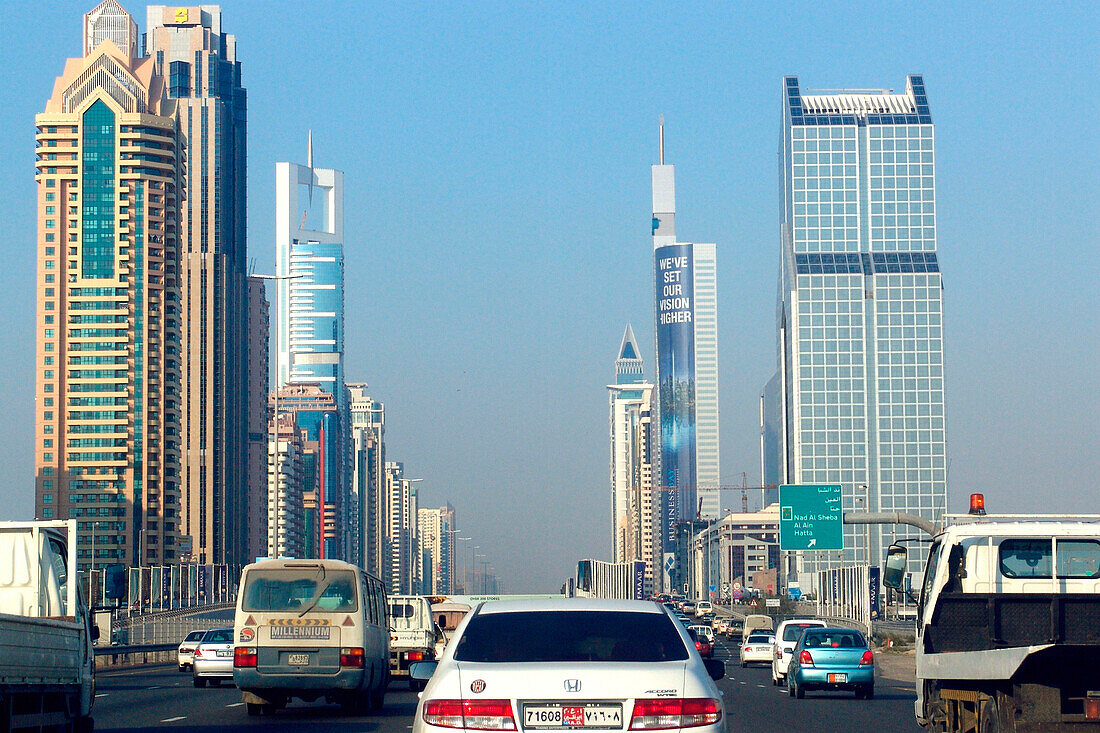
[564, 679, 581, 693]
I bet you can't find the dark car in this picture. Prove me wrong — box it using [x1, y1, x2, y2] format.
[687, 628, 714, 658]
[786, 628, 874, 699]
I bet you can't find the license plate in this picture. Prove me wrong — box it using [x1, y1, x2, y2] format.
[288, 653, 310, 666]
[828, 673, 847, 683]
[523, 704, 622, 729]
[216, 650, 233, 657]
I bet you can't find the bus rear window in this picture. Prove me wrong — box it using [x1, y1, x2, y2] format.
[242, 569, 358, 612]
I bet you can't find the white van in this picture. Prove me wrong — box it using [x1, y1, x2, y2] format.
[770, 618, 827, 684]
[233, 559, 389, 715]
[694, 600, 714, 617]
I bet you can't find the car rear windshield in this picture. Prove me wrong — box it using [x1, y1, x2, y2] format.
[241, 568, 358, 612]
[453, 611, 689, 663]
[782, 623, 822, 642]
[802, 631, 866, 649]
[202, 629, 233, 644]
[185, 631, 206, 642]
[746, 634, 772, 643]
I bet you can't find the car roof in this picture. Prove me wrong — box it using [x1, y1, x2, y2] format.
[474, 598, 666, 615]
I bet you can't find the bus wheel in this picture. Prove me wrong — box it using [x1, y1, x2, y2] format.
[246, 703, 262, 716]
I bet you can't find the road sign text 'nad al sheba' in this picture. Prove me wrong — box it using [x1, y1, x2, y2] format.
[779, 484, 843, 551]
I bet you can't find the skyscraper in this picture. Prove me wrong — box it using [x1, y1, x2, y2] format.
[651, 119, 720, 592]
[274, 138, 345, 401]
[348, 383, 386, 575]
[770, 76, 947, 584]
[607, 325, 657, 595]
[146, 5, 249, 566]
[34, 5, 181, 571]
[246, 276, 270, 561]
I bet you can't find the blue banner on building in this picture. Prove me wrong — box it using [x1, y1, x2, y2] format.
[869, 566, 881, 619]
[654, 243, 697, 539]
[633, 561, 646, 600]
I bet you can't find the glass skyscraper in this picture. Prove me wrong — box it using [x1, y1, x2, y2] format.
[651, 120, 720, 595]
[146, 5, 250, 566]
[770, 76, 947, 585]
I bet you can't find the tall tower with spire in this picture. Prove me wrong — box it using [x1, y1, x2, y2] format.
[273, 137, 348, 561]
[607, 326, 656, 596]
[651, 118, 721, 595]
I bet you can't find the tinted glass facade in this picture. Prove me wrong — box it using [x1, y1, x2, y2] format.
[778, 76, 947, 582]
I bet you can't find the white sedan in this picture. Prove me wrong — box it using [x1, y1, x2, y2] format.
[740, 633, 775, 668]
[412, 598, 727, 733]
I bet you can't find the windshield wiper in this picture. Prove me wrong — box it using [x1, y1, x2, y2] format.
[297, 565, 328, 618]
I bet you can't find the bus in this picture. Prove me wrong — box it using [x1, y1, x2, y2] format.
[233, 559, 389, 716]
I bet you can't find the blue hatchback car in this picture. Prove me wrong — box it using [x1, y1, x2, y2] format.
[786, 627, 874, 699]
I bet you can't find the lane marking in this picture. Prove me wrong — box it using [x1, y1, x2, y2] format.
[147, 686, 162, 690]
[227, 702, 245, 708]
[161, 716, 187, 723]
[95, 693, 109, 698]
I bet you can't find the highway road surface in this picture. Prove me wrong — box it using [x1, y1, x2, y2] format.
[93, 636, 918, 732]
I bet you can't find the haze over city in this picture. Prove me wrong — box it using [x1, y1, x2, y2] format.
[0, 0, 1097, 592]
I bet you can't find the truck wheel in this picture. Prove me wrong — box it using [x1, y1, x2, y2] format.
[193, 676, 207, 688]
[370, 686, 385, 711]
[76, 715, 95, 733]
[246, 703, 262, 716]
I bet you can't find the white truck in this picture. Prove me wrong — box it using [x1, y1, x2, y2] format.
[387, 595, 439, 691]
[0, 520, 96, 731]
[882, 497, 1100, 732]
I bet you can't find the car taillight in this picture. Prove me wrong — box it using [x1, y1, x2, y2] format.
[859, 650, 874, 666]
[407, 651, 424, 662]
[775, 646, 782, 659]
[799, 650, 814, 666]
[629, 698, 721, 730]
[423, 699, 516, 730]
[234, 647, 257, 667]
[340, 647, 365, 668]
[694, 641, 703, 651]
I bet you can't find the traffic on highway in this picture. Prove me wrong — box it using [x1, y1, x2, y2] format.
[83, 597, 918, 733]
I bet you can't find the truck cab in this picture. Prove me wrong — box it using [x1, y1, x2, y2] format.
[886, 501, 1100, 731]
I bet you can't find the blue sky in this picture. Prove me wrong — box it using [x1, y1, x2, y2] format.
[1, 1, 1097, 592]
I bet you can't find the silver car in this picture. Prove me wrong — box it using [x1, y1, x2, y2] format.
[192, 627, 235, 688]
[412, 598, 727, 733]
[177, 629, 206, 671]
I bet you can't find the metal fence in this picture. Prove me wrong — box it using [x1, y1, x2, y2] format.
[110, 603, 235, 646]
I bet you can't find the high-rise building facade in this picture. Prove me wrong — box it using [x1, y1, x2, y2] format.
[274, 383, 344, 560]
[607, 325, 657, 595]
[772, 76, 947, 584]
[348, 383, 385, 575]
[34, 11, 182, 571]
[417, 505, 456, 595]
[651, 120, 720, 592]
[384, 461, 419, 594]
[268, 411, 306, 559]
[246, 276, 269, 562]
[146, 5, 249, 566]
[274, 141, 345, 400]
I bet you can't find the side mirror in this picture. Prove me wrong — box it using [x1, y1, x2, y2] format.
[883, 544, 908, 589]
[409, 660, 438, 682]
[90, 624, 100, 642]
[703, 658, 725, 681]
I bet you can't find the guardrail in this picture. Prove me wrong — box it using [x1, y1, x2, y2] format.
[93, 642, 179, 669]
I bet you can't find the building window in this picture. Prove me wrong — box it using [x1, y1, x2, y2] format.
[43, 508, 54, 518]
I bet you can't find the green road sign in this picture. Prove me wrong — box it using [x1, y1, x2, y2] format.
[780, 484, 843, 551]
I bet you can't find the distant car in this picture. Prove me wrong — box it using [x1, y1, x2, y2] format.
[192, 627, 235, 687]
[740, 633, 775, 667]
[695, 601, 713, 617]
[786, 628, 874, 700]
[725, 618, 744, 639]
[687, 628, 714, 659]
[681, 601, 697, 615]
[772, 619, 828, 685]
[410, 599, 726, 733]
[688, 624, 715, 645]
[177, 629, 207, 672]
